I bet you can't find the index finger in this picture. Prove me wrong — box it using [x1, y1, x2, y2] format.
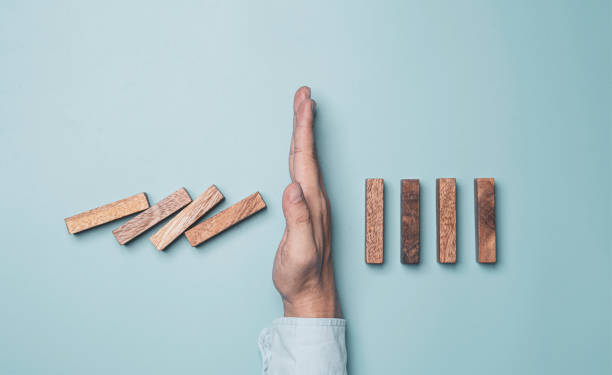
[292, 90, 320, 199]
[289, 86, 311, 180]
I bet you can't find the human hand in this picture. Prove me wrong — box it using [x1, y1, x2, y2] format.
[272, 86, 341, 318]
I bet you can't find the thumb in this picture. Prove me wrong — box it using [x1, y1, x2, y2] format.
[282, 183, 315, 242]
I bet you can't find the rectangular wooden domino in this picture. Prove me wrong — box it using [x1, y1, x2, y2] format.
[401, 179, 420, 264]
[112, 188, 192, 245]
[150, 185, 223, 250]
[365, 178, 384, 264]
[65, 193, 149, 234]
[185, 192, 266, 246]
[474, 178, 496, 263]
[436, 178, 457, 263]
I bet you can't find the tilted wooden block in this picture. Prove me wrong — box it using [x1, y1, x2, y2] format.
[65, 193, 149, 234]
[150, 185, 223, 251]
[365, 178, 384, 264]
[474, 178, 496, 263]
[185, 192, 266, 246]
[401, 179, 420, 264]
[112, 188, 192, 245]
[436, 178, 457, 263]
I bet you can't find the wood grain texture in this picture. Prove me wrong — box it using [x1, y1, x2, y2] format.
[65, 193, 149, 234]
[112, 188, 192, 245]
[365, 178, 384, 264]
[401, 179, 420, 264]
[475, 178, 496, 263]
[436, 178, 457, 263]
[185, 192, 266, 246]
[149, 185, 223, 250]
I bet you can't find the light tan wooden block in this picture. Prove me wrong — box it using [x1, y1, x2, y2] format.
[112, 188, 192, 245]
[150, 185, 224, 250]
[185, 192, 266, 246]
[437, 178, 457, 263]
[365, 178, 384, 264]
[65, 193, 149, 234]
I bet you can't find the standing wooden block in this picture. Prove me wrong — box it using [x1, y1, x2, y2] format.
[474, 178, 496, 263]
[185, 192, 266, 246]
[112, 188, 192, 245]
[65, 193, 149, 234]
[436, 178, 457, 263]
[365, 178, 384, 264]
[150, 185, 223, 251]
[401, 179, 420, 264]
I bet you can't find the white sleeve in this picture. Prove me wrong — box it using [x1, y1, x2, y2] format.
[258, 317, 348, 375]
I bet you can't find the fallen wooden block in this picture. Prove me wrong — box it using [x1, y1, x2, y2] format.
[436, 178, 457, 263]
[150, 185, 224, 251]
[185, 192, 266, 246]
[65, 193, 149, 234]
[112, 188, 192, 245]
[474, 178, 496, 263]
[401, 179, 420, 264]
[365, 178, 384, 264]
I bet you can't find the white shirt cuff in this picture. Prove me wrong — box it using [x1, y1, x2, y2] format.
[258, 317, 347, 375]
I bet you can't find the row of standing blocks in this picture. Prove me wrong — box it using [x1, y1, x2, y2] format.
[64, 186, 267, 250]
[365, 178, 496, 264]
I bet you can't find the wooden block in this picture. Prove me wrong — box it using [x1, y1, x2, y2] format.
[436, 178, 457, 263]
[65, 193, 149, 234]
[112, 188, 192, 245]
[401, 179, 420, 264]
[365, 178, 384, 264]
[185, 192, 266, 246]
[475, 178, 496, 263]
[150, 185, 223, 250]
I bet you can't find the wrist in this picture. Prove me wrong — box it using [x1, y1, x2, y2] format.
[283, 288, 341, 318]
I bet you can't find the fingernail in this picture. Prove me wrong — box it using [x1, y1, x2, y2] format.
[311, 100, 317, 112]
[289, 184, 303, 203]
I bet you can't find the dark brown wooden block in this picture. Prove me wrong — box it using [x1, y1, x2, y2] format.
[112, 188, 192, 245]
[474, 178, 496, 263]
[401, 179, 420, 264]
[365, 178, 384, 264]
[436, 178, 456, 263]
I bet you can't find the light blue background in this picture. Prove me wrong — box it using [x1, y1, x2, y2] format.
[1, 1, 610, 374]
